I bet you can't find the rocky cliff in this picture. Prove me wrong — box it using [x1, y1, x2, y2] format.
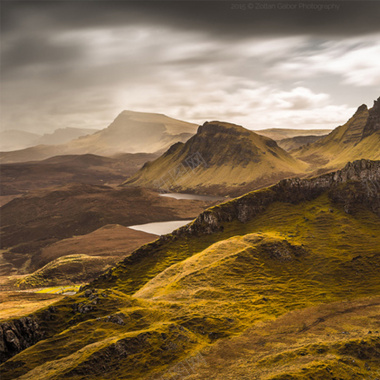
[362, 97, 380, 139]
[0, 316, 44, 363]
[184, 159, 380, 235]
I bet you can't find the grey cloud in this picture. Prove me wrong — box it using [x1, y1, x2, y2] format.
[1, 1, 379, 134]
[2, 1, 380, 38]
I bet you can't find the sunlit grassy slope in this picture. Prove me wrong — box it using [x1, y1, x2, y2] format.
[1, 177, 380, 380]
[124, 121, 307, 196]
[294, 101, 380, 169]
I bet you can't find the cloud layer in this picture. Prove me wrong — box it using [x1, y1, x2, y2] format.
[1, 1, 380, 133]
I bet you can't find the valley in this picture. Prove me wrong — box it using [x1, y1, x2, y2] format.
[1, 159, 379, 379]
[0, 100, 379, 379]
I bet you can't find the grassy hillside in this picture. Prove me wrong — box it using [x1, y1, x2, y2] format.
[294, 98, 380, 168]
[1, 160, 379, 379]
[0, 186, 216, 276]
[16, 225, 158, 288]
[124, 121, 308, 196]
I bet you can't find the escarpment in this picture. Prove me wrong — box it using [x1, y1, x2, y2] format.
[185, 159, 380, 234]
[0, 317, 44, 363]
[91, 159, 379, 288]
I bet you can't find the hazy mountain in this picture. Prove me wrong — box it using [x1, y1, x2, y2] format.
[0, 128, 97, 152]
[1, 160, 379, 379]
[64, 110, 198, 155]
[294, 97, 380, 167]
[124, 121, 308, 196]
[0, 130, 41, 151]
[37, 127, 98, 145]
[277, 134, 328, 151]
[255, 128, 331, 140]
[0, 111, 198, 163]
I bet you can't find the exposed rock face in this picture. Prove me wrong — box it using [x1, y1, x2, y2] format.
[124, 120, 305, 196]
[0, 317, 44, 363]
[181, 159, 380, 236]
[197, 121, 251, 137]
[362, 97, 380, 139]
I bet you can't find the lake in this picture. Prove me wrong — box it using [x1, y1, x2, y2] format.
[159, 192, 223, 201]
[128, 220, 194, 235]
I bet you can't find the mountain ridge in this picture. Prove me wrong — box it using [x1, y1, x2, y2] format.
[294, 97, 380, 167]
[124, 120, 308, 196]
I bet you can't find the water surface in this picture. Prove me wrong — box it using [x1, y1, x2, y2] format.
[128, 220, 193, 235]
[159, 192, 223, 201]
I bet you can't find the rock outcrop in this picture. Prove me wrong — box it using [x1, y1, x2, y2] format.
[0, 317, 44, 363]
[362, 97, 380, 139]
[184, 159, 380, 235]
[93, 159, 379, 288]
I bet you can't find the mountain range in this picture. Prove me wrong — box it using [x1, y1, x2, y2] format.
[294, 99, 380, 167]
[124, 121, 308, 196]
[0, 128, 98, 152]
[0, 111, 198, 163]
[124, 98, 380, 196]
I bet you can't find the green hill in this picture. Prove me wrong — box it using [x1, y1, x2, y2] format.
[1, 160, 379, 379]
[124, 121, 308, 196]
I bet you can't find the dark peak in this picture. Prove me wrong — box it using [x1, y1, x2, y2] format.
[197, 121, 251, 137]
[163, 141, 184, 156]
[355, 104, 368, 114]
[362, 96, 380, 139]
[369, 96, 380, 113]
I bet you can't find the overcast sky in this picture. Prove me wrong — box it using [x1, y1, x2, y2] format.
[1, 0, 380, 133]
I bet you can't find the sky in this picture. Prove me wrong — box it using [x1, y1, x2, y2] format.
[1, 0, 380, 134]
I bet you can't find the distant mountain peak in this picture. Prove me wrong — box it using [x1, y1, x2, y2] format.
[355, 104, 368, 114]
[362, 96, 380, 139]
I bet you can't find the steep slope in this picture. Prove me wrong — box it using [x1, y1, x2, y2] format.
[294, 97, 380, 168]
[124, 121, 308, 196]
[0, 111, 198, 163]
[0, 152, 159, 196]
[1, 160, 379, 379]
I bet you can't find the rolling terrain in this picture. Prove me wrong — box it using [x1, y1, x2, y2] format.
[1, 159, 379, 379]
[0, 128, 98, 152]
[15, 225, 158, 288]
[276, 134, 327, 151]
[0, 185, 217, 281]
[0, 152, 159, 197]
[255, 128, 331, 141]
[124, 121, 308, 196]
[0, 111, 198, 163]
